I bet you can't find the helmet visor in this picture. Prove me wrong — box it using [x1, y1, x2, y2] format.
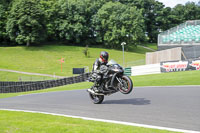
[100, 55, 108, 63]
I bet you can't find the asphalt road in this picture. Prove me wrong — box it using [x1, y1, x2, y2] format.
[0, 86, 200, 132]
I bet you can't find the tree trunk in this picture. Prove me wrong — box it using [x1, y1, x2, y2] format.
[26, 40, 30, 47]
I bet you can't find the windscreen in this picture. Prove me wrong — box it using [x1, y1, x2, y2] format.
[107, 59, 118, 65]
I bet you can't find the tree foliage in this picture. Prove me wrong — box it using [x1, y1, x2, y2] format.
[0, 0, 11, 43]
[0, 4, 7, 42]
[6, 0, 46, 46]
[56, 0, 108, 45]
[57, 0, 89, 44]
[172, 2, 200, 23]
[93, 1, 145, 48]
[1, 0, 200, 46]
[119, 0, 165, 42]
[39, 0, 59, 40]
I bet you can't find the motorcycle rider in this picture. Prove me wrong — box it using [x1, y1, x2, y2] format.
[92, 51, 109, 92]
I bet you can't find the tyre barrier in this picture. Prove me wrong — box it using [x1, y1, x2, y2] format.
[0, 73, 91, 93]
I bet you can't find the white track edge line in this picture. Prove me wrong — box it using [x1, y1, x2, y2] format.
[0, 108, 199, 133]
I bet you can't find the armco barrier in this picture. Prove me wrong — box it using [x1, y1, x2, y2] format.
[124, 68, 131, 76]
[131, 64, 161, 76]
[0, 73, 91, 93]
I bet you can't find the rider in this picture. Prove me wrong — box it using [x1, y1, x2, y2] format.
[92, 51, 109, 92]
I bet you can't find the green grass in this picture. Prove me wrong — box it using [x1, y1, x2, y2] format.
[143, 43, 158, 50]
[0, 44, 151, 76]
[0, 71, 55, 81]
[133, 70, 200, 87]
[0, 110, 178, 133]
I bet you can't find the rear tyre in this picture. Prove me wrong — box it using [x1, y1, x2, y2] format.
[119, 75, 133, 94]
[89, 93, 104, 104]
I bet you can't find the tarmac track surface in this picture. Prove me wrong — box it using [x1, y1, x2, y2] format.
[0, 86, 200, 132]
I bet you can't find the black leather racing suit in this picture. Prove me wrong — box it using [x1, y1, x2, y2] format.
[92, 58, 107, 91]
[93, 58, 107, 72]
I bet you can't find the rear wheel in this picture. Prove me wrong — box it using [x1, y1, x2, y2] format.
[89, 93, 104, 104]
[118, 75, 133, 94]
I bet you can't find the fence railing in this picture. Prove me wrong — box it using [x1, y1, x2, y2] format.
[0, 73, 91, 93]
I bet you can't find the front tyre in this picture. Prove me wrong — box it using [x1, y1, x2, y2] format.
[89, 93, 104, 104]
[119, 76, 133, 94]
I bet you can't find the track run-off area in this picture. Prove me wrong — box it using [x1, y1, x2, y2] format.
[0, 86, 200, 133]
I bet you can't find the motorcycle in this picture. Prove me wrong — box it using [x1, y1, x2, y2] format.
[87, 59, 133, 104]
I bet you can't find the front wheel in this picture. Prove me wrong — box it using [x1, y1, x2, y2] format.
[89, 93, 104, 104]
[118, 75, 133, 94]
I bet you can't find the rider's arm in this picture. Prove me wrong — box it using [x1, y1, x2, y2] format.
[93, 64, 98, 72]
[93, 59, 100, 73]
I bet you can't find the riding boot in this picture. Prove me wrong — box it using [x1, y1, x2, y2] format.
[93, 82, 100, 93]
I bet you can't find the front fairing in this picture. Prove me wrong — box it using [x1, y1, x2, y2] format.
[107, 59, 124, 74]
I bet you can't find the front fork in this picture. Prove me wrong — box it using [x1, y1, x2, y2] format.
[116, 77, 123, 86]
[109, 73, 124, 90]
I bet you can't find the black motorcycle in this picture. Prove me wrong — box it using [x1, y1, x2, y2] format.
[87, 60, 133, 104]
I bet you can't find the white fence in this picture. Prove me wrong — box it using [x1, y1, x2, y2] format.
[131, 63, 161, 76]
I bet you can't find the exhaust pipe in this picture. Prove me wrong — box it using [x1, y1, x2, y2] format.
[87, 89, 104, 95]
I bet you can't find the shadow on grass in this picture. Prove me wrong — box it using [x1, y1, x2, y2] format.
[103, 98, 151, 105]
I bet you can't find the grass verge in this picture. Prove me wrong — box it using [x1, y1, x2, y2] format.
[133, 70, 200, 87]
[143, 43, 157, 50]
[0, 71, 54, 81]
[0, 45, 150, 76]
[0, 110, 178, 133]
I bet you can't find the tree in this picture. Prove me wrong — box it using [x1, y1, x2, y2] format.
[93, 1, 146, 48]
[171, 4, 185, 24]
[56, 0, 110, 45]
[138, 0, 164, 43]
[183, 2, 200, 20]
[0, 4, 7, 43]
[169, 2, 200, 27]
[56, 0, 87, 44]
[40, 0, 60, 41]
[118, 0, 165, 42]
[0, 0, 12, 43]
[6, 0, 46, 46]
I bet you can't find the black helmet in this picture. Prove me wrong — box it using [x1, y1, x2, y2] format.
[100, 51, 109, 63]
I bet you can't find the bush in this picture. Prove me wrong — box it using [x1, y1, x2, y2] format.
[83, 45, 90, 58]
